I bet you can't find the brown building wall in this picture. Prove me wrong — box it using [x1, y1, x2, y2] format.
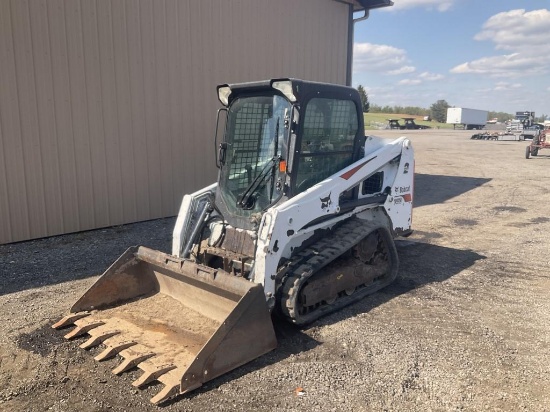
[0, 0, 351, 244]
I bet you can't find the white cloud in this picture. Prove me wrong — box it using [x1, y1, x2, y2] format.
[451, 9, 550, 78]
[388, 0, 455, 12]
[393, 72, 445, 86]
[353, 43, 411, 73]
[418, 72, 444, 81]
[450, 53, 547, 77]
[398, 79, 422, 86]
[474, 9, 550, 50]
[387, 66, 416, 75]
[494, 82, 522, 91]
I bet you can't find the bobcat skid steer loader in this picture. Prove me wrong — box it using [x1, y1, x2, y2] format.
[54, 79, 414, 404]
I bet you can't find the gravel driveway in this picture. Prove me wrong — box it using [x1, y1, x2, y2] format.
[1, 130, 549, 411]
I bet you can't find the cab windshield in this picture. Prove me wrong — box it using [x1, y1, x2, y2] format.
[219, 94, 291, 216]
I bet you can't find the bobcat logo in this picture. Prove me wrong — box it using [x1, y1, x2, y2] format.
[320, 192, 332, 209]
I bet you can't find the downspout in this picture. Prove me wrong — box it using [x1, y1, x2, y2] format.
[346, 7, 370, 86]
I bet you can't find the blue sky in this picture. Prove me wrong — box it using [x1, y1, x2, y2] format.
[352, 0, 550, 116]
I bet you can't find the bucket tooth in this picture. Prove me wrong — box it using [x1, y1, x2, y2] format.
[133, 363, 177, 388]
[151, 368, 187, 404]
[80, 330, 120, 349]
[95, 340, 137, 361]
[64, 319, 105, 339]
[150, 380, 181, 405]
[52, 312, 90, 329]
[112, 347, 155, 375]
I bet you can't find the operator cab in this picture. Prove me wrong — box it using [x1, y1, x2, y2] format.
[215, 79, 365, 230]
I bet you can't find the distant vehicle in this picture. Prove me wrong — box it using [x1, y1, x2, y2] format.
[486, 118, 498, 124]
[446, 107, 488, 130]
[515, 111, 535, 128]
[402, 118, 430, 129]
[423, 115, 431, 121]
[507, 111, 536, 133]
[526, 128, 550, 159]
[506, 120, 523, 132]
[387, 119, 403, 129]
[387, 118, 431, 130]
[520, 123, 545, 140]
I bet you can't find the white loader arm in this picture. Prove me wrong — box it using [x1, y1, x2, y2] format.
[255, 136, 414, 297]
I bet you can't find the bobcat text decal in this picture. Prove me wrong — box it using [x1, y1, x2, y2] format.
[394, 185, 412, 203]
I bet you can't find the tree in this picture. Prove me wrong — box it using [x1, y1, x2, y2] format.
[369, 104, 382, 113]
[535, 114, 547, 123]
[357, 85, 370, 113]
[430, 100, 450, 123]
[488, 111, 514, 123]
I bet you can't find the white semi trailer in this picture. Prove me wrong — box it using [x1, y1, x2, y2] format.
[446, 107, 488, 130]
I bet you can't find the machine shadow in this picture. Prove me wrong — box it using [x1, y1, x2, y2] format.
[0, 217, 175, 297]
[414, 173, 491, 207]
[309, 240, 485, 327]
[178, 241, 485, 401]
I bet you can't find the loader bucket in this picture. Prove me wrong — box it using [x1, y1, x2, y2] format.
[53, 246, 277, 404]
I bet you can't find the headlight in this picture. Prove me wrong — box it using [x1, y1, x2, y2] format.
[217, 85, 232, 106]
[271, 80, 296, 103]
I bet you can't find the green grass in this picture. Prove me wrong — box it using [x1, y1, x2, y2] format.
[363, 112, 454, 130]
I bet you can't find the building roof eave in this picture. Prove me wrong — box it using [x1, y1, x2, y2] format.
[350, 0, 394, 12]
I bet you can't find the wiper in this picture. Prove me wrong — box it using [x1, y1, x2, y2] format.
[238, 119, 280, 210]
[237, 157, 278, 209]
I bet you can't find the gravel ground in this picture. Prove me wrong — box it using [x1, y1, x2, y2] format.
[1, 130, 549, 411]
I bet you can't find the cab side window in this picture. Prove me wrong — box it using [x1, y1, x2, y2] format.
[295, 98, 359, 193]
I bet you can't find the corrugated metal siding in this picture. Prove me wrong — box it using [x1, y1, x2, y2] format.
[0, 0, 351, 244]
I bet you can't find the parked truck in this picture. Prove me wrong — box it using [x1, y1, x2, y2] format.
[446, 107, 488, 130]
[515, 111, 535, 128]
[507, 111, 541, 139]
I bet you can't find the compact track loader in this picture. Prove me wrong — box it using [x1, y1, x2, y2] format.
[54, 79, 414, 404]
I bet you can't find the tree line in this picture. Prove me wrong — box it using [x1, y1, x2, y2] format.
[356, 85, 543, 124]
[369, 105, 429, 116]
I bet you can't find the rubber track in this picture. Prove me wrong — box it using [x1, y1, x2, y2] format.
[279, 217, 396, 325]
